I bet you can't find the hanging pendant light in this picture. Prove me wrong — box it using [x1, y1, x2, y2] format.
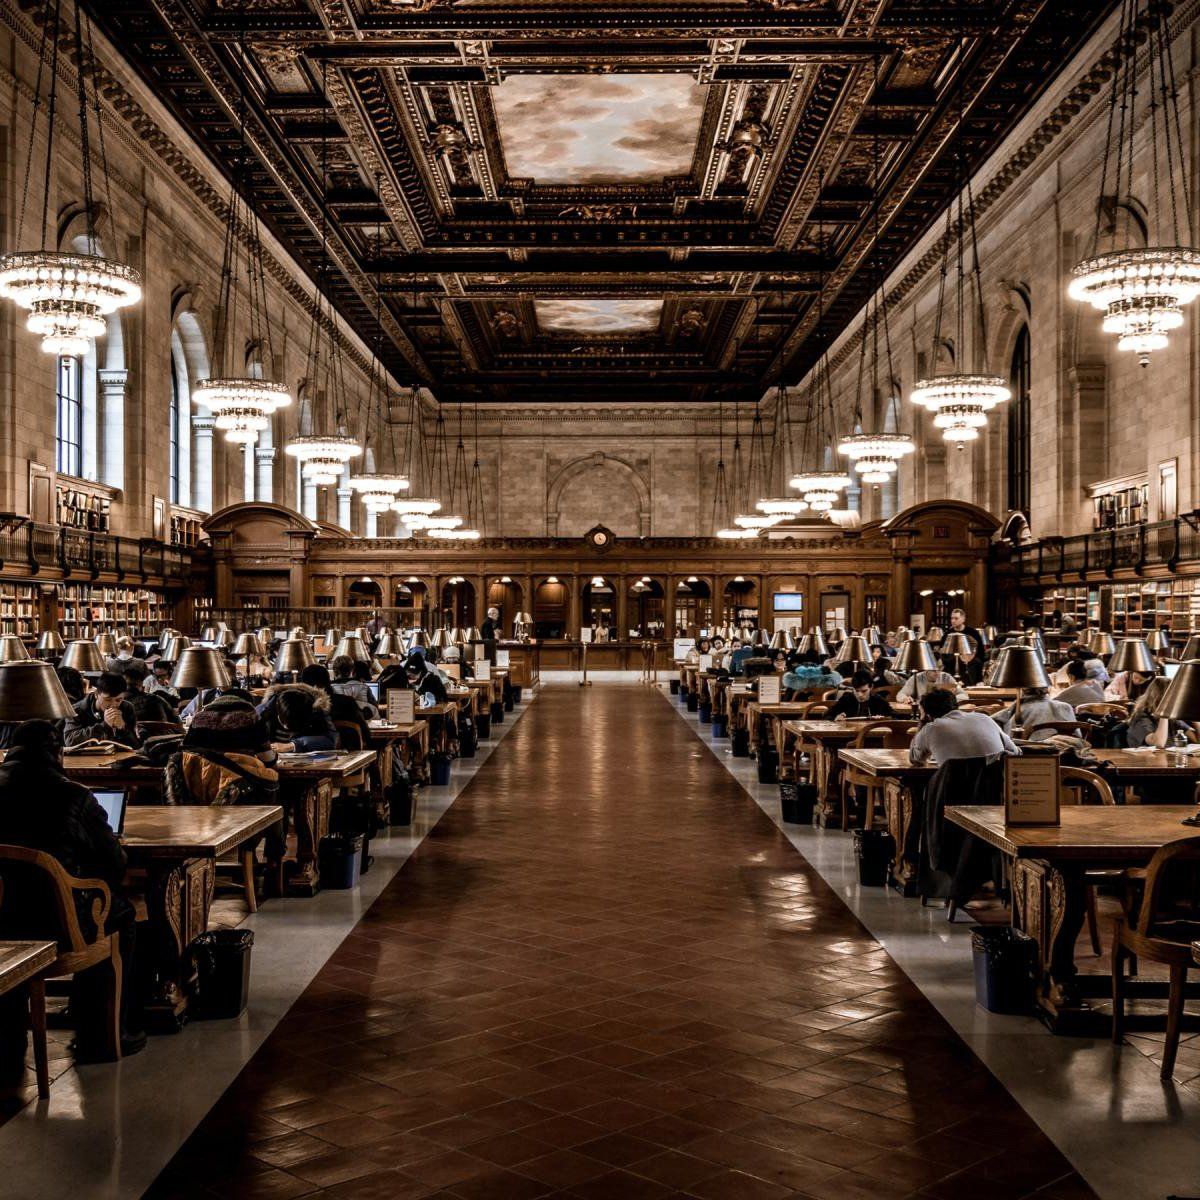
[286, 434, 361, 485]
[1070, 1, 1199, 365]
[0, 3, 141, 355]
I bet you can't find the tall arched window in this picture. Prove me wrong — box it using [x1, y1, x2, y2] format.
[169, 351, 182, 504]
[1008, 326, 1031, 516]
[56, 356, 83, 476]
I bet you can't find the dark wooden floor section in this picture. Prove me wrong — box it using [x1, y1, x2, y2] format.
[149, 685, 1095, 1200]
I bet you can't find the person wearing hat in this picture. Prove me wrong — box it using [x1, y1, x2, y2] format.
[64, 672, 139, 749]
[406, 652, 448, 708]
[118, 660, 181, 726]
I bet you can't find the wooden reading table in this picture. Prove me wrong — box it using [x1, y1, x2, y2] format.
[122, 805, 282, 1030]
[0, 941, 56, 1097]
[945, 804, 1200, 1033]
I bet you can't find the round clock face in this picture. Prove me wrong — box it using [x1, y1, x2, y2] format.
[591, 530, 609, 547]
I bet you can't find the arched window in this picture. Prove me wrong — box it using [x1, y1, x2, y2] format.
[56, 356, 83, 476]
[170, 304, 211, 511]
[169, 350, 182, 504]
[1008, 326, 1031, 516]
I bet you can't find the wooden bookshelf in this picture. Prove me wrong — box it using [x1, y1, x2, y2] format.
[56, 484, 111, 533]
[0, 581, 40, 639]
[58, 583, 172, 639]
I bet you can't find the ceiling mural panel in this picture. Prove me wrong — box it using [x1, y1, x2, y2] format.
[82, 0, 1122, 404]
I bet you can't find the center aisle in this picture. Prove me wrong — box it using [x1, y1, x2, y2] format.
[151, 685, 1092, 1200]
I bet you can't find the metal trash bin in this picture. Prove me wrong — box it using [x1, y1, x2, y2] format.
[853, 829, 894, 886]
[971, 926, 1037, 1014]
[191, 930, 254, 1019]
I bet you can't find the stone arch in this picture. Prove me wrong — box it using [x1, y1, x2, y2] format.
[171, 290, 213, 511]
[546, 451, 651, 537]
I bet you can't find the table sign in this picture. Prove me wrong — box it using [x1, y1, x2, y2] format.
[475, 661, 491, 681]
[496, 649, 511, 668]
[674, 638, 696, 662]
[758, 675, 781, 704]
[442, 662, 461, 680]
[473, 641, 487, 661]
[387, 689, 415, 724]
[581, 627, 593, 644]
[698, 653, 713, 672]
[1004, 755, 1060, 825]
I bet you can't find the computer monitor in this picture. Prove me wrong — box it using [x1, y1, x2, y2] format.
[93, 790, 127, 836]
[1164, 661, 1182, 681]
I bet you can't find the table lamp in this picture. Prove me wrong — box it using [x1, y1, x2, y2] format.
[36, 631, 64, 659]
[833, 635, 873, 668]
[408, 629, 430, 651]
[94, 632, 117, 658]
[60, 639, 106, 674]
[375, 632, 404, 659]
[829, 626, 848, 644]
[800, 629, 830, 658]
[1108, 638, 1156, 675]
[0, 635, 30, 663]
[769, 630, 793, 651]
[989, 645, 1051, 733]
[164, 634, 191, 663]
[321, 629, 343, 651]
[0, 659, 76, 721]
[1145, 629, 1171, 654]
[170, 645, 233, 692]
[333, 634, 371, 663]
[273, 638, 315, 680]
[862, 627, 882, 647]
[893, 638, 938, 674]
[1087, 630, 1116, 657]
[158, 628, 180, 650]
[212, 629, 235, 650]
[976, 626, 993, 648]
[199, 624, 220, 643]
[940, 631, 973, 678]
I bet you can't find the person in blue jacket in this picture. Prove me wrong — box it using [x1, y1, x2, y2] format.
[256, 683, 337, 752]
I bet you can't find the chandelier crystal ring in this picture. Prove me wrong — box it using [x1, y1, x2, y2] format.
[838, 433, 916, 484]
[285, 435, 362, 486]
[195, 379, 291, 445]
[347, 473, 410, 511]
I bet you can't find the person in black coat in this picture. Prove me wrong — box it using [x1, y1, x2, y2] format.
[480, 606, 502, 642]
[63, 672, 139, 748]
[827, 671, 894, 720]
[255, 683, 338, 752]
[0, 721, 145, 1070]
[118, 661, 180, 726]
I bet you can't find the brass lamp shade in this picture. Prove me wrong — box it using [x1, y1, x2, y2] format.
[893, 639, 939, 673]
[408, 629, 430, 650]
[170, 646, 233, 690]
[989, 645, 1051, 690]
[514, 612, 532, 625]
[833, 635, 873, 666]
[862, 627, 882, 646]
[0, 635, 30, 663]
[798, 631, 830, 658]
[829, 626, 848, 644]
[0, 660, 76, 721]
[1157, 659, 1200, 720]
[36, 631, 65, 654]
[1087, 631, 1116, 657]
[1022, 630, 1047, 659]
[1145, 629, 1171, 653]
[1181, 634, 1200, 661]
[158, 628, 180, 649]
[769, 630, 793, 651]
[941, 632, 973, 658]
[274, 638, 316, 676]
[289, 626, 306, 640]
[429, 629, 448, 650]
[982, 625, 999, 641]
[464, 626, 482, 643]
[94, 632, 117, 658]
[212, 629, 235, 649]
[164, 635, 191, 663]
[332, 635, 371, 663]
[60, 640, 106, 674]
[375, 632, 404, 658]
[200, 625, 220, 643]
[1108, 638, 1157, 675]
[231, 633, 264, 659]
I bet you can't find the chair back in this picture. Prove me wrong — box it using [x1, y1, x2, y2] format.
[1076, 702, 1128, 719]
[0, 844, 112, 963]
[852, 719, 917, 750]
[135, 720, 183, 741]
[1025, 720, 1085, 739]
[1059, 766, 1116, 807]
[334, 720, 365, 751]
[875, 684, 901, 702]
[800, 701, 829, 718]
[1134, 836, 1200, 939]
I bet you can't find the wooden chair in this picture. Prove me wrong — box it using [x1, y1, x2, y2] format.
[799, 701, 830, 718]
[1077, 702, 1129, 720]
[0, 846, 122, 1065]
[841, 720, 917, 831]
[1061, 767, 1119, 955]
[1111, 835, 1200, 1078]
[1024, 720, 1087, 741]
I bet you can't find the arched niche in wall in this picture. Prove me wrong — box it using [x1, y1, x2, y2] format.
[546, 452, 651, 538]
[722, 577, 758, 628]
[394, 577, 429, 623]
[171, 288, 214, 511]
[533, 577, 567, 640]
[346, 577, 383, 608]
[626, 576, 665, 639]
[581, 575, 617, 636]
[440, 579, 476, 629]
[673, 576, 712, 638]
[486, 577, 524, 626]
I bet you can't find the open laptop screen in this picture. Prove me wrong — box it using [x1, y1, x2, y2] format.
[93, 790, 127, 836]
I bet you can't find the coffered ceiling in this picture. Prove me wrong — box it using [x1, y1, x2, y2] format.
[81, 0, 1118, 403]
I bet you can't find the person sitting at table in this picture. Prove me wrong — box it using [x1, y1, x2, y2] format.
[896, 667, 967, 707]
[64, 672, 139, 749]
[910, 690, 1020, 765]
[1105, 666, 1156, 704]
[1124, 677, 1200, 749]
[328, 655, 377, 717]
[828, 671, 894, 720]
[118, 661, 181, 727]
[256, 683, 337, 753]
[1054, 643, 1110, 687]
[992, 687, 1078, 741]
[683, 638, 711, 667]
[870, 647, 903, 687]
[0, 719, 146, 1072]
[406, 652, 448, 708]
[783, 652, 842, 697]
[142, 659, 180, 706]
[103, 635, 146, 678]
[55, 665, 86, 705]
[1054, 660, 1107, 708]
[300, 664, 371, 746]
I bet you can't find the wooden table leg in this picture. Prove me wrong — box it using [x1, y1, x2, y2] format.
[885, 780, 920, 897]
[28, 976, 48, 1099]
[141, 856, 216, 1032]
[814, 747, 844, 828]
[287, 779, 332, 898]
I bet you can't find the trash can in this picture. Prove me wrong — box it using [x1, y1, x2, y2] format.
[711, 715, 729, 738]
[854, 829, 894, 887]
[318, 835, 363, 890]
[387, 779, 414, 825]
[669, 679, 680, 695]
[476, 712, 491, 739]
[458, 719, 477, 759]
[780, 781, 817, 825]
[191, 929, 254, 1020]
[731, 728, 750, 757]
[686, 692, 699, 712]
[429, 753, 453, 786]
[511, 686, 522, 705]
[757, 746, 778, 784]
[971, 926, 1037, 1014]
[490, 700, 505, 725]
[698, 702, 713, 724]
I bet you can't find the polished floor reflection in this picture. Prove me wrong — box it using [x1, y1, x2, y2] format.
[149, 684, 1093, 1199]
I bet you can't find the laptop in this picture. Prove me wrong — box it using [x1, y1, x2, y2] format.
[93, 789, 127, 836]
[366, 681, 382, 703]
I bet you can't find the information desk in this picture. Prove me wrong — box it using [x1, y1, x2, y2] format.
[945, 804, 1200, 1033]
[122, 805, 282, 1030]
[536, 640, 668, 672]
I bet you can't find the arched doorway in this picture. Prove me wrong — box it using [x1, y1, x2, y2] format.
[627, 576, 665, 639]
[394, 578, 429, 628]
[674, 577, 712, 637]
[723, 578, 758, 629]
[441, 579, 476, 629]
[533, 577, 567, 640]
[581, 576, 616, 639]
[346, 578, 382, 609]
[486, 577, 524, 636]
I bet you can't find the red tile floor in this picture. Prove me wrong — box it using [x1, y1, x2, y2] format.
[148, 685, 1095, 1199]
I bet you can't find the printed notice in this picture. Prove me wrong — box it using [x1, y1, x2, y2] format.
[496, 649, 511, 668]
[475, 661, 491, 681]
[387, 689, 415, 725]
[758, 675, 781, 704]
[698, 653, 713, 672]
[1004, 755, 1060, 825]
[674, 638, 696, 662]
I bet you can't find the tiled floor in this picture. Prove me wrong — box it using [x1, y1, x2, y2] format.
[148, 684, 1094, 1200]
